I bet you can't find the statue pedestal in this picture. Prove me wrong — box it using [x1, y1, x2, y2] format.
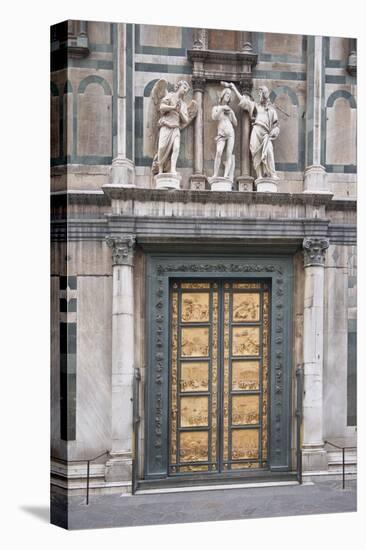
[154, 172, 182, 190]
[208, 177, 233, 192]
[255, 176, 278, 192]
[303, 165, 330, 193]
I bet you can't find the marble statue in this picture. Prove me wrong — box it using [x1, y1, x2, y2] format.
[211, 85, 238, 180]
[224, 82, 280, 180]
[148, 79, 198, 176]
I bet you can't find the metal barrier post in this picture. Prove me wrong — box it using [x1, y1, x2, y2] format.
[296, 365, 304, 484]
[86, 460, 90, 505]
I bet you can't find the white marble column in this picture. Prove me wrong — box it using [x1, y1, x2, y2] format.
[237, 77, 254, 191]
[105, 235, 136, 488]
[302, 237, 329, 471]
[109, 23, 135, 187]
[189, 76, 207, 190]
[303, 36, 329, 193]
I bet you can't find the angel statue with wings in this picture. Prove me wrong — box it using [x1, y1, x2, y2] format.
[148, 79, 198, 176]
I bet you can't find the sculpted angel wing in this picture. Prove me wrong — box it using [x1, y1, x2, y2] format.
[180, 99, 198, 129]
[146, 78, 168, 156]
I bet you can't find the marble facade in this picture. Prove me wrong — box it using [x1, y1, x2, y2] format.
[51, 21, 357, 499]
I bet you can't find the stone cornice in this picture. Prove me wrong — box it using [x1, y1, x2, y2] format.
[102, 185, 338, 207]
[51, 189, 356, 212]
[106, 235, 136, 266]
[303, 237, 330, 267]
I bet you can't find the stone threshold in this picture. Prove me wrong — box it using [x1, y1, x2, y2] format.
[137, 480, 302, 495]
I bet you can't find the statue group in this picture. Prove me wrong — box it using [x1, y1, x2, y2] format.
[149, 78, 280, 190]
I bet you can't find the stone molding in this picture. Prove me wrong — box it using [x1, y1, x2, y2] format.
[303, 237, 330, 266]
[188, 48, 258, 67]
[106, 235, 136, 266]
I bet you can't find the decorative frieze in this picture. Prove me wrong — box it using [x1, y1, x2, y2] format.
[106, 235, 136, 266]
[303, 237, 330, 266]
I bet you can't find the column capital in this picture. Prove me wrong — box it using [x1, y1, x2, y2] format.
[106, 235, 136, 266]
[303, 237, 329, 267]
[239, 77, 253, 96]
[192, 76, 206, 92]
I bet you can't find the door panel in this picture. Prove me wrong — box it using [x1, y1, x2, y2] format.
[169, 280, 270, 475]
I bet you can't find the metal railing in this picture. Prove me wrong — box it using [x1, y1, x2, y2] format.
[132, 366, 141, 495]
[51, 450, 110, 504]
[324, 441, 357, 489]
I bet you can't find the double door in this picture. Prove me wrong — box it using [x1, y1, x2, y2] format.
[169, 280, 270, 475]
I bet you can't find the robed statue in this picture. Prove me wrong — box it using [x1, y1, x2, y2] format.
[224, 82, 280, 180]
[148, 79, 198, 175]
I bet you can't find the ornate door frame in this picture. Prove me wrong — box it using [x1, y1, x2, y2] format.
[144, 254, 293, 480]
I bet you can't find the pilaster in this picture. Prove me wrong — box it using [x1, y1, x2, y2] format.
[302, 237, 329, 471]
[105, 235, 136, 488]
[304, 36, 330, 194]
[108, 23, 135, 188]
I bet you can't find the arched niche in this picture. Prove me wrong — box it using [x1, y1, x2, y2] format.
[326, 91, 356, 166]
[77, 76, 112, 158]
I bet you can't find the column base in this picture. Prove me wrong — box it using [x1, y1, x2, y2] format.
[154, 172, 182, 190]
[302, 445, 328, 472]
[255, 176, 278, 192]
[208, 176, 233, 191]
[109, 157, 135, 187]
[303, 165, 330, 193]
[105, 452, 133, 483]
[237, 176, 254, 192]
[189, 174, 207, 190]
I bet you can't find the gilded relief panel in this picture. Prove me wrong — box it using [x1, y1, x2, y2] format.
[232, 327, 260, 356]
[180, 397, 209, 427]
[232, 395, 259, 425]
[181, 293, 210, 322]
[180, 431, 209, 462]
[232, 361, 260, 390]
[180, 362, 209, 392]
[232, 429, 259, 460]
[233, 292, 260, 322]
[181, 327, 209, 357]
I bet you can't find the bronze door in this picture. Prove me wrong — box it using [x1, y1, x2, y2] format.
[169, 280, 270, 475]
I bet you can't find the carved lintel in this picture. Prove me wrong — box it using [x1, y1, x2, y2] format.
[106, 235, 136, 266]
[192, 76, 206, 93]
[303, 237, 330, 267]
